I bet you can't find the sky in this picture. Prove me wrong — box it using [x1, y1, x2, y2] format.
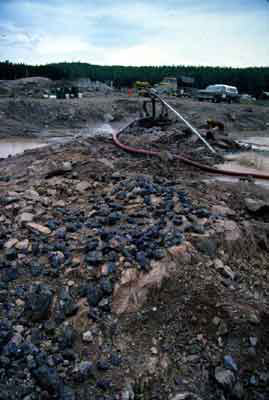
[0, 0, 268, 67]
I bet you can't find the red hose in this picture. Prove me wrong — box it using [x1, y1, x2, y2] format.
[112, 119, 269, 180]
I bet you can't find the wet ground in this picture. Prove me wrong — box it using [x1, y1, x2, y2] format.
[0, 122, 124, 158]
[0, 138, 48, 158]
[204, 175, 269, 189]
[240, 136, 269, 149]
[221, 152, 269, 173]
[209, 140, 269, 188]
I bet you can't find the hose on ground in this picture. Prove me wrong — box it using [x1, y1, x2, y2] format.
[112, 119, 269, 181]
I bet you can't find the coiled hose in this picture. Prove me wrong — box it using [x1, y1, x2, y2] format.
[112, 119, 269, 180]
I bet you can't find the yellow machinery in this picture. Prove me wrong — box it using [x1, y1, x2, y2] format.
[154, 77, 177, 96]
[134, 81, 151, 96]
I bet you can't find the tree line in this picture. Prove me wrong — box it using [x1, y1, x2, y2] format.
[0, 60, 268, 97]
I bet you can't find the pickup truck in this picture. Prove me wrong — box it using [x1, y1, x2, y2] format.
[197, 84, 240, 103]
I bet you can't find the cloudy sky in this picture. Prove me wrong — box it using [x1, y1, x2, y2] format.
[0, 0, 268, 67]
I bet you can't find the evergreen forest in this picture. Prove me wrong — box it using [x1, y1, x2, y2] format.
[0, 60, 268, 97]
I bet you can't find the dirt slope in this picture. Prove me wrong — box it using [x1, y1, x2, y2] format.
[0, 117, 269, 399]
[0, 94, 268, 139]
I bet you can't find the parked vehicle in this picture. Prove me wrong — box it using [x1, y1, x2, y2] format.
[240, 94, 256, 103]
[177, 75, 195, 97]
[197, 84, 240, 103]
[260, 91, 269, 100]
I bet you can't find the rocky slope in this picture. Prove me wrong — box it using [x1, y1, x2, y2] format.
[0, 122, 269, 400]
[0, 94, 268, 140]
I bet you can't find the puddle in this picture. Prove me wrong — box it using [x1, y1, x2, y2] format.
[204, 175, 269, 189]
[222, 134, 269, 175]
[0, 122, 123, 159]
[0, 138, 47, 158]
[237, 136, 269, 152]
[240, 136, 269, 146]
[205, 149, 269, 188]
[92, 123, 115, 136]
[222, 152, 269, 172]
[88, 120, 128, 137]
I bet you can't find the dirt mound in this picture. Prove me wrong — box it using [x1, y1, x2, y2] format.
[0, 121, 269, 399]
[169, 98, 269, 133]
[0, 96, 141, 138]
[0, 77, 53, 98]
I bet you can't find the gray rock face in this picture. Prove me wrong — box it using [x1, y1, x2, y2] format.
[170, 393, 203, 400]
[73, 361, 94, 382]
[62, 161, 72, 172]
[75, 181, 91, 192]
[231, 382, 244, 399]
[223, 355, 238, 371]
[17, 212, 34, 224]
[32, 364, 62, 394]
[196, 238, 217, 256]
[24, 189, 40, 201]
[26, 222, 51, 235]
[121, 383, 135, 400]
[25, 284, 53, 322]
[215, 367, 236, 391]
[59, 288, 78, 317]
[245, 198, 269, 213]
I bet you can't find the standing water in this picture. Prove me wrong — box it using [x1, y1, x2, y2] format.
[205, 136, 269, 188]
[0, 122, 119, 159]
[0, 138, 47, 158]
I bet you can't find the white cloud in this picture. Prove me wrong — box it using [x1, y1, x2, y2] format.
[107, 44, 175, 66]
[36, 36, 90, 56]
[0, 0, 268, 66]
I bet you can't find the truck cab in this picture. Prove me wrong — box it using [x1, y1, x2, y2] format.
[198, 84, 239, 103]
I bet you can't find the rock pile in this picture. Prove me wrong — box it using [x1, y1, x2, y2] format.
[0, 128, 269, 399]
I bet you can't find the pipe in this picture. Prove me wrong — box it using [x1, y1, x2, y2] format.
[112, 119, 269, 181]
[149, 89, 216, 154]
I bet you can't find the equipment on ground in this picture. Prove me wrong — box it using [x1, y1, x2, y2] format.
[61, 86, 79, 99]
[134, 81, 151, 96]
[177, 76, 195, 97]
[154, 77, 178, 96]
[149, 89, 216, 153]
[154, 76, 195, 97]
[141, 95, 171, 127]
[112, 91, 269, 181]
[47, 86, 81, 99]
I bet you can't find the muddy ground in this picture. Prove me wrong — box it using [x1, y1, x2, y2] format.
[0, 91, 269, 400]
[0, 90, 268, 139]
